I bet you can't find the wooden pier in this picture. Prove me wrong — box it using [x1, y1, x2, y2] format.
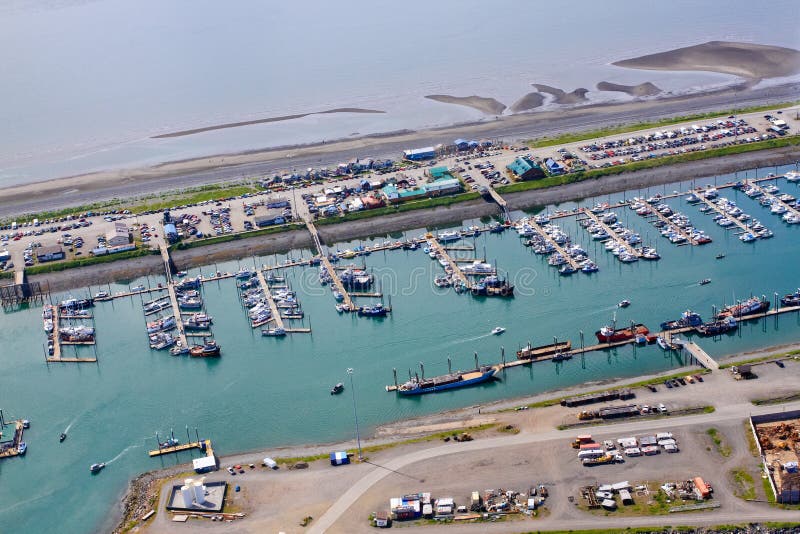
[0, 420, 25, 459]
[149, 438, 215, 458]
[643, 204, 699, 245]
[692, 190, 755, 236]
[581, 209, 642, 257]
[672, 339, 719, 370]
[746, 181, 800, 221]
[426, 236, 470, 288]
[527, 219, 581, 270]
[164, 283, 189, 349]
[46, 305, 97, 363]
[255, 270, 284, 331]
[306, 220, 356, 311]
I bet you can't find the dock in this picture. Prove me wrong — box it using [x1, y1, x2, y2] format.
[426, 236, 470, 288]
[46, 305, 97, 363]
[485, 187, 511, 221]
[149, 438, 215, 458]
[580, 209, 642, 257]
[528, 219, 581, 270]
[692, 190, 753, 235]
[746, 181, 800, 220]
[643, 204, 699, 246]
[306, 220, 356, 311]
[255, 270, 284, 331]
[672, 339, 719, 370]
[164, 283, 189, 349]
[51, 305, 62, 360]
[0, 420, 25, 459]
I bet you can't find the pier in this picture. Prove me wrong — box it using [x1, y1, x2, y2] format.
[149, 438, 215, 458]
[746, 181, 800, 220]
[164, 283, 189, 349]
[580, 209, 642, 257]
[305, 221, 355, 311]
[643, 204, 699, 246]
[426, 236, 470, 288]
[46, 305, 97, 363]
[0, 420, 25, 459]
[692, 190, 753, 235]
[255, 270, 284, 331]
[672, 339, 719, 370]
[528, 219, 581, 270]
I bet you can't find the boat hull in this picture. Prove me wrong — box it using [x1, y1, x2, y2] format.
[398, 368, 497, 396]
[595, 324, 649, 343]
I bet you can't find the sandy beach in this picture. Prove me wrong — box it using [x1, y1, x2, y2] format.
[531, 84, 589, 105]
[596, 81, 662, 97]
[2, 81, 797, 220]
[614, 40, 800, 81]
[424, 94, 507, 115]
[151, 108, 386, 139]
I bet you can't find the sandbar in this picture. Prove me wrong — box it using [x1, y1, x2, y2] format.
[425, 94, 506, 115]
[613, 40, 800, 81]
[509, 92, 545, 113]
[151, 107, 386, 139]
[596, 80, 662, 97]
[531, 84, 589, 104]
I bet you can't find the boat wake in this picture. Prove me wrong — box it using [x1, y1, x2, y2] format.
[105, 444, 142, 465]
[0, 489, 56, 515]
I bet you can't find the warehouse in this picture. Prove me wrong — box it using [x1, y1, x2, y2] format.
[506, 156, 546, 181]
[403, 147, 436, 161]
[36, 245, 65, 263]
[254, 208, 287, 227]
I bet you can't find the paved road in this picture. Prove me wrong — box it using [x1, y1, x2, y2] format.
[3, 83, 798, 217]
[310, 399, 800, 533]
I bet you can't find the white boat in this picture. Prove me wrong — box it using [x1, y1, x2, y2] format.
[262, 327, 286, 337]
[785, 171, 800, 182]
[436, 231, 461, 242]
[618, 299, 631, 308]
[491, 327, 505, 335]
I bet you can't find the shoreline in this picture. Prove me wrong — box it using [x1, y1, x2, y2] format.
[27, 143, 800, 294]
[109, 339, 800, 533]
[2, 82, 799, 218]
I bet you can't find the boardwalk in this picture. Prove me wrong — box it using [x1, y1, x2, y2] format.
[486, 188, 511, 221]
[305, 220, 355, 311]
[426, 237, 470, 288]
[581, 209, 641, 257]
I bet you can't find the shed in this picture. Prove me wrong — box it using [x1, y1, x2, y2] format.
[544, 158, 565, 175]
[601, 498, 617, 510]
[192, 455, 217, 473]
[265, 196, 290, 209]
[36, 245, 65, 263]
[611, 481, 631, 492]
[164, 223, 178, 242]
[375, 510, 390, 527]
[619, 489, 634, 505]
[254, 208, 287, 227]
[330, 451, 350, 466]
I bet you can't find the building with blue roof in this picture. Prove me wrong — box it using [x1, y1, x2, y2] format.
[403, 147, 436, 161]
[545, 158, 565, 175]
[506, 156, 546, 181]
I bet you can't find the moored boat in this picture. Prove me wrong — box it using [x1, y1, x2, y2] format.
[397, 365, 498, 395]
[595, 322, 649, 343]
[189, 339, 221, 357]
[516, 340, 572, 361]
[780, 289, 800, 307]
[660, 310, 703, 331]
[261, 327, 286, 337]
[695, 316, 738, 336]
[358, 303, 389, 317]
[716, 296, 769, 319]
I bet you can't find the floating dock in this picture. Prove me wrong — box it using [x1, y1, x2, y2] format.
[746, 181, 800, 220]
[580, 209, 642, 258]
[692, 190, 753, 235]
[426, 236, 470, 288]
[306, 220, 356, 311]
[527, 219, 581, 270]
[255, 270, 284, 331]
[642, 204, 699, 246]
[0, 420, 25, 459]
[149, 438, 215, 458]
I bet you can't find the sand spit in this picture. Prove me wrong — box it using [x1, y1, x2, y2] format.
[509, 92, 545, 113]
[425, 94, 507, 115]
[596, 81, 662, 97]
[151, 108, 386, 139]
[613, 40, 800, 81]
[531, 84, 589, 104]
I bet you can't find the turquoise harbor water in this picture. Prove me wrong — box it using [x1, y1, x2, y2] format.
[2, 164, 800, 532]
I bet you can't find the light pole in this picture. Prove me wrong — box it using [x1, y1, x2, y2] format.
[347, 368, 362, 461]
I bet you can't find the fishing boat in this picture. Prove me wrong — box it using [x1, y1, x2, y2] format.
[59, 433, 67, 442]
[129, 285, 145, 292]
[146, 315, 176, 334]
[331, 383, 344, 395]
[699, 278, 712, 285]
[170, 341, 189, 356]
[491, 327, 505, 335]
[178, 296, 203, 310]
[552, 352, 572, 363]
[695, 316, 738, 336]
[716, 296, 769, 319]
[780, 289, 800, 307]
[660, 310, 703, 331]
[183, 313, 212, 330]
[94, 291, 110, 300]
[396, 365, 498, 395]
[189, 339, 221, 357]
[261, 327, 286, 337]
[357, 303, 389, 317]
[436, 231, 461, 242]
[516, 340, 572, 361]
[618, 299, 631, 308]
[90, 463, 105, 473]
[595, 320, 649, 343]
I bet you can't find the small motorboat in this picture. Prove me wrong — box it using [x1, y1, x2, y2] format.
[59, 433, 67, 443]
[491, 327, 506, 335]
[699, 279, 712, 286]
[160, 438, 179, 448]
[175, 271, 188, 277]
[17, 442, 27, 455]
[618, 299, 631, 308]
[90, 463, 105, 474]
[331, 383, 344, 395]
[715, 253, 726, 260]
[130, 285, 145, 292]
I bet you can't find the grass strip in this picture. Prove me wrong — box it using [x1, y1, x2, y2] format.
[24, 247, 158, 275]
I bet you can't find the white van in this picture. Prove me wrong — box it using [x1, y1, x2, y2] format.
[262, 457, 278, 470]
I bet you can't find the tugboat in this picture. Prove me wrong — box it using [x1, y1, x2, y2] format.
[90, 463, 105, 474]
[59, 432, 67, 443]
[189, 339, 221, 357]
[331, 383, 344, 395]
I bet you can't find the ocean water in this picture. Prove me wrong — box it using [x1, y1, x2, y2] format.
[0, 163, 799, 532]
[0, 0, 799, 183]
